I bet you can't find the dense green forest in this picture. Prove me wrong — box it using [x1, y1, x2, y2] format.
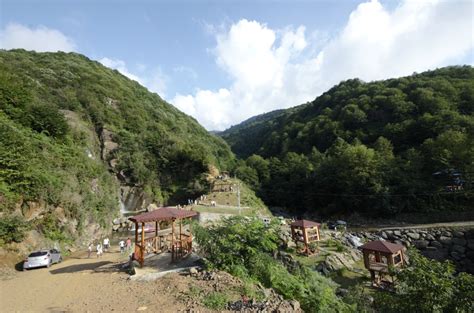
[0, 49, 234, 243]
[221, 66, 474, 216]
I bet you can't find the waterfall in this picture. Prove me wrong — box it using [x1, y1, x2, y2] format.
[119, 186, 146, 216]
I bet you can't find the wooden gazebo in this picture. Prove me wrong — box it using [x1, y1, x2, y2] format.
[290, 219, 321, 255]
[129, 207, 198, 267]
[360, 240, 405, 286]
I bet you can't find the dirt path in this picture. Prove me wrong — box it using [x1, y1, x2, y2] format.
[379, 220, 474, 230]
[0, 247, 188, 312]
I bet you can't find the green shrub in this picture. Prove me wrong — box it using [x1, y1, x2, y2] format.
[40, 213, 68, 242]
[27, 104, 69, 138]
[194, 216, 351, 312]
[0, 215, 29, 245]
[335, 241, 346, 252]
[202, 292, 229, 310]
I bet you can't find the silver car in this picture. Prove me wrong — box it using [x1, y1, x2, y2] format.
[23, 249, 62, 270]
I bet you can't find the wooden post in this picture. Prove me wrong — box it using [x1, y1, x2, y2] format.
[302, 227, 309, 254]
[171, 220, 175, 262]
[158, 222, 161, 252]
[363, 251, 369, 269]
[155, 221, 158, 253]
[134, 222, 138, 246]
[141, 222, 145, 257]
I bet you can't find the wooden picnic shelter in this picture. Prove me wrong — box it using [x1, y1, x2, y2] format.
[290, 219, 321, 255]
[360, 240, 405, 286]
[129, 207, 198, 267]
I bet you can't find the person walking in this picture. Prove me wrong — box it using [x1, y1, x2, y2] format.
[96, 243, 103, 258]
[87, 243, 93, 258]
[103, 237, 110, 252]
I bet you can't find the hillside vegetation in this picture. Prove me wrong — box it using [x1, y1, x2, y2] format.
[0, 49, 234, 245]
[221, 66, 474, 216]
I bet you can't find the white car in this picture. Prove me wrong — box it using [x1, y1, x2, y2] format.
[23, 249, 62, 271]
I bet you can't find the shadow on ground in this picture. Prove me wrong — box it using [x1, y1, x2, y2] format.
[14, 261, 24, 272]
[49, 261, 113, 274]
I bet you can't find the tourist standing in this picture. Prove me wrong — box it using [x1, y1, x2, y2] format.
[96, 243, 103, 258]
[87, 243, 93, 258]
[119, 239, 125, 253]
[126, 237, 132, 252]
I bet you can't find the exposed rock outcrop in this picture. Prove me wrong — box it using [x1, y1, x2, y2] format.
[99, 128, 118, 161]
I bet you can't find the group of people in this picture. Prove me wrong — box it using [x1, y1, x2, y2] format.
[87, 237, 133, 258]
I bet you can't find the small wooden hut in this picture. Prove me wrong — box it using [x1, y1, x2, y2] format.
[360, 240, 405, 286]
[290, 219, 321, 255]
[129, 207, 198, 266]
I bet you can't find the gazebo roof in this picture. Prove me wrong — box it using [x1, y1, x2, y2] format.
[360, 240, 404, 254]
[290, 219, 321, 228]
[129, 207, 198, 223]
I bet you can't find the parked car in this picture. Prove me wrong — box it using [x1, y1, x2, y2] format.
[327, 220, 347, 231]
[23, 249, 62, 271]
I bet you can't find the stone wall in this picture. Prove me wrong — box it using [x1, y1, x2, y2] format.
[351, 227, 474, 274]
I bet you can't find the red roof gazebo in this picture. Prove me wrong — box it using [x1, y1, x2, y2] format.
[290, 219, 321, 255]
[360, 240, 405, 286]
[129, 207, 198, 266]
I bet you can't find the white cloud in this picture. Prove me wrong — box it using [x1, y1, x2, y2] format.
[172, 0, 474, 131]
[99, 57, 144, 84]
[0, 23, 76, 52]
[173, 66, 198, 80]
[99, 58, 168, 98]
[319, 0, 474, 83]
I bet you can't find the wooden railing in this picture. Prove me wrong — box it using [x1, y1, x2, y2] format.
[171, 235, 193, 262]
[368, 262, 390, 272]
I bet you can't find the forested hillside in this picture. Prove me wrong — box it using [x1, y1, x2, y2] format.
[0, 49, 234, 245]
[223, 66, 474, 216]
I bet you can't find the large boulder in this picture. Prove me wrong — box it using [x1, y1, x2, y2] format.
[430, 241, 443, 249]
[414, 240, 429, 249]
[453, 231, 465, 238]
[451, 245, 466, 255]
[425, 234, 435, 241]
[406, 232, 420, 240]
[451, 238, 467, 246]
[439, 236, 452, 246]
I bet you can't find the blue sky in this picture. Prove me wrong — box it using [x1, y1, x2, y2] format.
[1, 0, 473, 130]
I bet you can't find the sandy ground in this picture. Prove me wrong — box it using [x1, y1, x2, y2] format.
[0, 247, 205, 312]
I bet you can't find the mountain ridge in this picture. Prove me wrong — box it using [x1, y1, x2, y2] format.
[0, 49, 235, 247]
[220, 66, 474, 216]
